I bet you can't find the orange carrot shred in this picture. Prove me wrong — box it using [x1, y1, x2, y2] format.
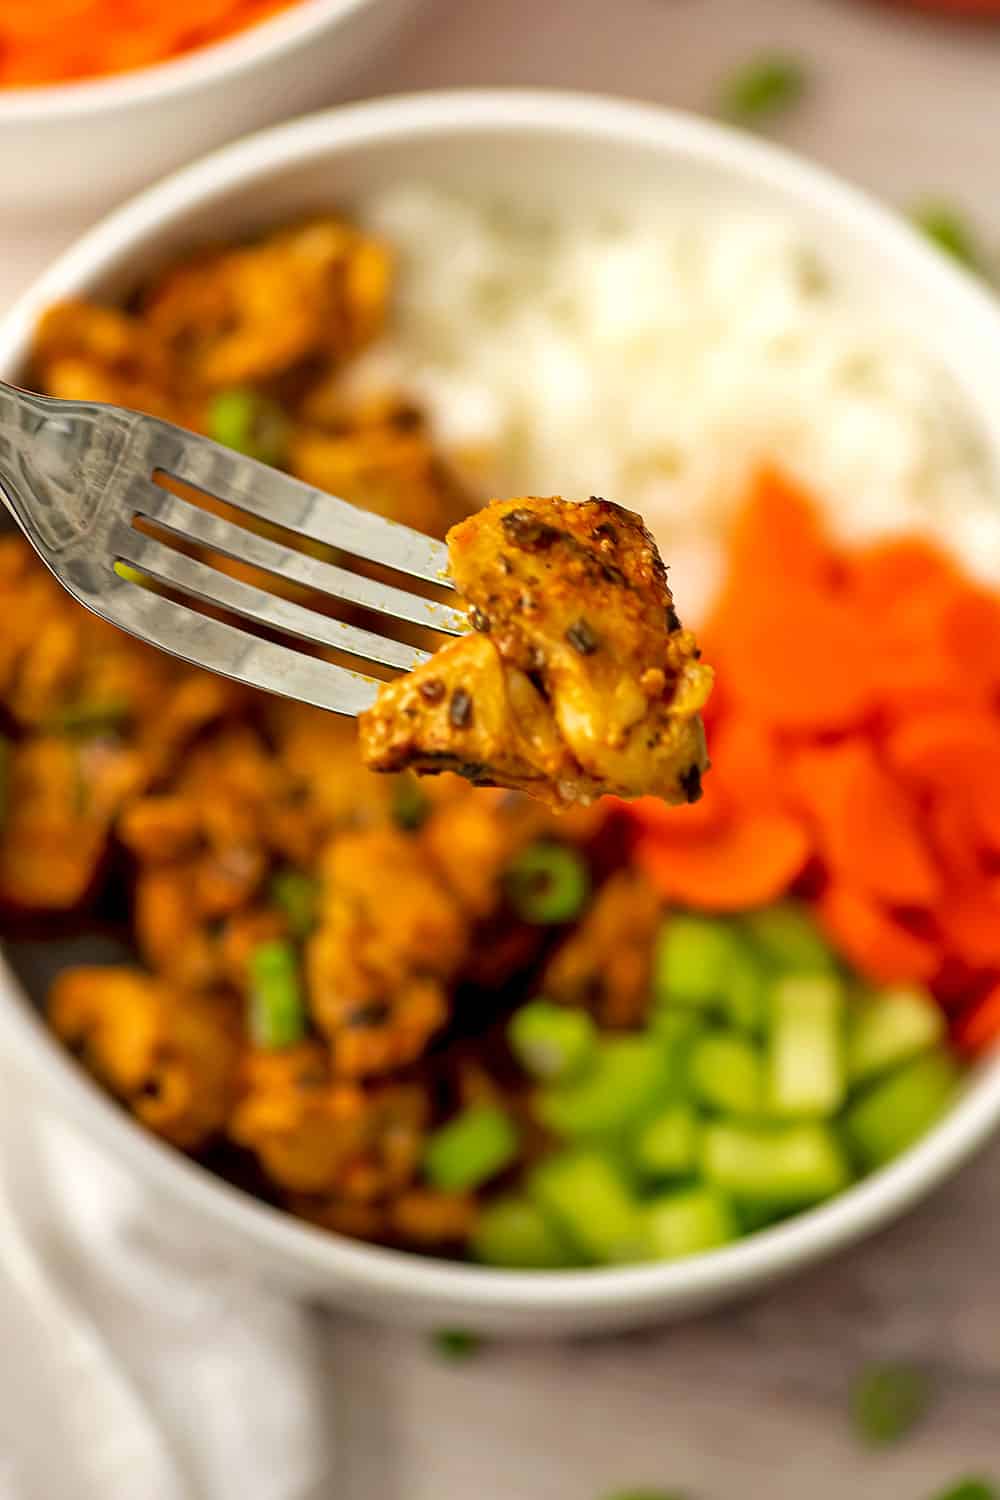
[954, 983, 1000, 1055]
[790, 741, 939, 907]
[817, 884, 940, 985]
[636, 812, 810, 913]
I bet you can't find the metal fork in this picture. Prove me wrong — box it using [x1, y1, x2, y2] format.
[0, 382, 467, 715]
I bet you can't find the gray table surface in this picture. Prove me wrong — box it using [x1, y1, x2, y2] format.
[5, 1, 1000, 1495]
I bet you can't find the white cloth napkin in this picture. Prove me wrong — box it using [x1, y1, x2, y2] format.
[0, 1064, 337, 1500]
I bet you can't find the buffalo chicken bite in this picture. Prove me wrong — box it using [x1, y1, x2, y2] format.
[359, 496, 713, 809]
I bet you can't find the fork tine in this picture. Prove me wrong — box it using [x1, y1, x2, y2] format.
[114, 526, 431, 672]
[132, 481, 469, 637]
[103, 573, 381, 715]
[146, 418, 453, 586]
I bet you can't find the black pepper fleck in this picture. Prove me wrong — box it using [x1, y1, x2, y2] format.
[469, 606, 491, 633]
[680, 763, 703, 804]
[501, 509, 562, 551]
[592, 519, 618, 543]
[347, 1001, 391, 1029]
[449, 688, 474, 729]
[418, 678, 447, 704]
[665, 604, 682, 632]
[565, 618, 598, 655]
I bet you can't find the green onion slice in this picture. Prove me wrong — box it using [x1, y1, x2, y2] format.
[248, 939, 306, 1050]
[208, 389, 289, 467]
[504, 843, 590, 924]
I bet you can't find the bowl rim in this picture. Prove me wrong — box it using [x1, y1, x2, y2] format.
[0, 0, 372, 121]
[3, 87, 1000, 1314]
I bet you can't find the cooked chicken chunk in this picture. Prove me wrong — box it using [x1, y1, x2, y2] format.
[359, 496, 713, 808]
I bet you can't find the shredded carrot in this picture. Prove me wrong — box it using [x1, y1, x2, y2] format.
[629, 464, 1000, 1047]
[789, 742, 939, 907]
[0, 0, 303, 87]
[817, 884, 941, 985]
[637, 812, 810, 913]
[955, 983, 1000, 1056]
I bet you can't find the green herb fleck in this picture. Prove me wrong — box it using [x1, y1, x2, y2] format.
[50, 701, 129, 738]
[391, 773, 430, 831]
[208, 389, 289, 468]
[912, 203, 981, 270]
[719, 55, 807, 127]
[851, 1361, 930, 1446]
[601, 1491, 688, 1500]
[269, 869, 319, 940]
[431, 1329, 481, 1361]
[930, 1482, 998, 1500]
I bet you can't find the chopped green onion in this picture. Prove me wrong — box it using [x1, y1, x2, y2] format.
[767, 974, 845, 1118]
[702, 1120, 850, 1208]
[528, 1150, 643, 1264]
[851, 1361, 930, 1446]
[508, 999, 596, 1081]
[930, 1481, 998, 1500]
[654, 914, 748, 1012]
[472, 1195, 579, 1269]
[601, 1492, 688, 1500]
[846, 985, 945, 1087]
[431, 1329, 481, 1360]
[631, 1104, 701, 1182]
[208, 388, 289, 467]
[912, 203, 981, 270]
[689, 1032, 765, 1116]
[113, 561, 149, 587]
[719, 55, 807, 126]
[391, 773, 430, 831]
[49, 700, 129, 737]
[740, 902, 834, 974]
[842, 1050, 959, 1172]
[641, 1186, 737, 1260]
[248, 940, 306, 1050]
[268, 869, 319, 940]
[423, 1105, 519, 1193]
[537, 1035, 673, 1140]
[504, 842, 590, 924]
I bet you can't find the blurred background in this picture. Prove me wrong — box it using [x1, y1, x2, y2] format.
[3, 2, 1000, 1499]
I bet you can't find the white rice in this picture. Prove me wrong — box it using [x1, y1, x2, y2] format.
[351, 186, 1000, 621]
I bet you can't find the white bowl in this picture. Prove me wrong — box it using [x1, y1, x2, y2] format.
[0, 0, 416, 221]
[2, 91, 1000, 1336]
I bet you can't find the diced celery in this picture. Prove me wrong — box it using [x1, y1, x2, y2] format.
[423, 1105, 519, 1193]
[471, 1195, 579, 1269]
[846, 986, 945, 1087]
[528, 1151, 643, 1263]
[536, 1036, 673, 1140]
[689, 1032, 765, 1116]
[722, 949, 768, 1034]
[702, 1121, 851, 1207]
[767, 974, 845, 1117]
[842, 1050, 960, 1172]
[631, 1104, 701, 1181]
[653, 915, 740, 1010]
[641, 1186, 738, 1259]
[508, 1000, 596, 1082]
[740, 902, 834, 974]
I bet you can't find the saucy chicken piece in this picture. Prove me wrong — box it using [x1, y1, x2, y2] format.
[359, 496, 713, 809]
[50, 968, 239, 1149]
